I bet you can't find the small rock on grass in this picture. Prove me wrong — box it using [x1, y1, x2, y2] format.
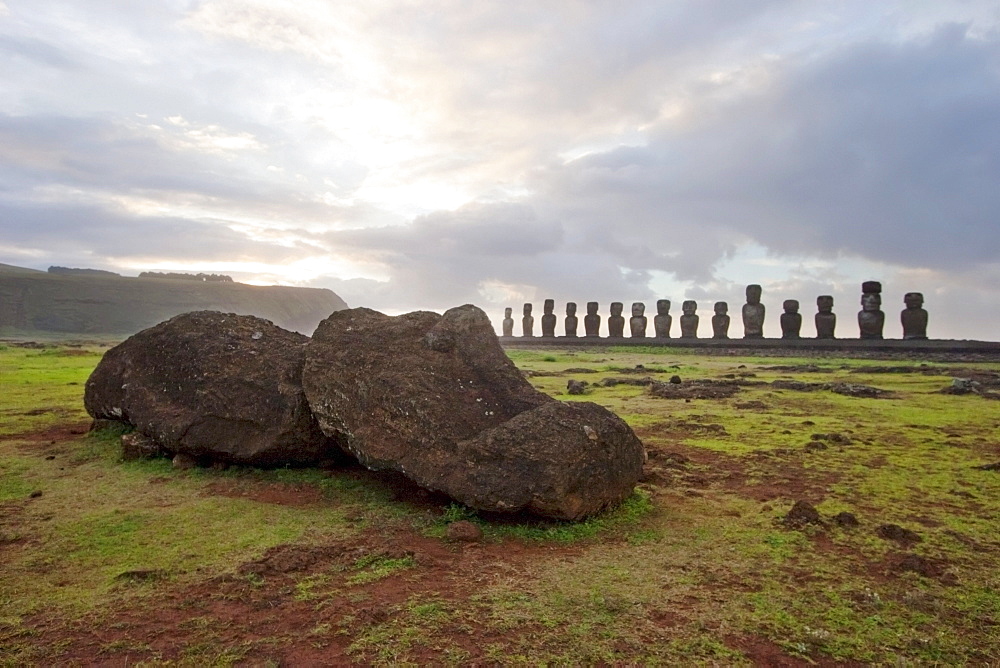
[888, 553, 956, 584]
[445, 520, 483, 542]
[832, 511, 859, 528]
[783, 500, 823, 528]
[876, 523, 922, 544]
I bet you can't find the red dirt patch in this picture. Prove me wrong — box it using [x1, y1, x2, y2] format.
[11, 421, 91, 449]
[725, 635, 864, 667]
[24, 527, 581, 666]
[635, 423, 841, 503]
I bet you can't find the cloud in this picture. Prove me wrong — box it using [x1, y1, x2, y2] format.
[2, 2, 1000, 341]
[0, 200, 314, 267]
[527, 23, 1000, 281]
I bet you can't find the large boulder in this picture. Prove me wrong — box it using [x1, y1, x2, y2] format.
[84, 311, 340, 465]
[446, 401, 647, 519]
[303, 305, 645, 519]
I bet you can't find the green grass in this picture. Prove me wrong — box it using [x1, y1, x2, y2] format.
[0, 346, 100, 435]
[424, 489, 655, 543]
[347, 554, 418, 585]
[3, 342, 1000, 665]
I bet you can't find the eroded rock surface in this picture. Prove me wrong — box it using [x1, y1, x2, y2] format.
[303, 305, 645, 519]
[84, 311, 338, 466]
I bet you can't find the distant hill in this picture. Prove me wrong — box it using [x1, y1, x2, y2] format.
[0, 263, 348, 336]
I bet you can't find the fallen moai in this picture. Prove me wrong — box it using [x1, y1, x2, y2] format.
[84, 305, 646, 520]
[84, 311, 339, 466]
[303, 305, 646, 520]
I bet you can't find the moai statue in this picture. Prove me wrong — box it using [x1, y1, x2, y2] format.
[653, 299, 672, 338]
[858, 281, 884, 340]
[742, 284, 765, 338]
[565, 302, 579, 337]
[780, 300, 802, 339]
[501, 307, 514, 337]
[712, 301, 730, 339]
[901, 292, 928, 340]
[608, 302, 625, 338]
[629, 302, 647, 338]
[541, 299, 557, 337]
[680, 300, 699, 338]
[815, 295, 836, 339]
[584, 301, 601, 337]
[521, 303, 534, 337]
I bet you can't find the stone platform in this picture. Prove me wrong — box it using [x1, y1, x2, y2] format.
[499, 336, 1000, 361]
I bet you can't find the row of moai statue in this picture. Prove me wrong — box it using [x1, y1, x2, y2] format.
[502, 282, 928, 340]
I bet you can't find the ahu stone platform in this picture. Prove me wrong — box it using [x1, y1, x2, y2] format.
[498, 335, 1000, 358]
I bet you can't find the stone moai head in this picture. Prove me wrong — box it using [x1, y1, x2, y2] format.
[610, 302, 623, 316]
[587, 301, 599, 315]
[682, 300, 697, 315]
[861, 293, 881, 311]
[656, 299, 671, 315]
[817, 295, 834, 313]
[504, 307, 512, 318]
[714, 301, 728, 315]
[543, 299, 554, 314]
[861, 281, 882, 311]
[904, 292, 924, 309]
[631, 302, 645, 317]
[566, 301, 577, 315]
[746, 284, 762, 304]
[783, 299, 799, 314]
[523, 303, 532, 316]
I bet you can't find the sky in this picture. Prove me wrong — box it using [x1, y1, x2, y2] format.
[1, 1, 999, 340]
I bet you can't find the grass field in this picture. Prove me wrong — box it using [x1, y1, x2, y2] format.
[2, 341, 999, 665]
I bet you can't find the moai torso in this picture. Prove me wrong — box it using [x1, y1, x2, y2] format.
[712, 301, 730, 339]
[629, 302, 647, 338]
[608, 302, 625, 338]
[653, 299, 672, 338]
[541, 299, 557, 337]
[858, 281, 884, 340]
[584, 302, 601, 337]
[815, 295, 836, 339]
[780, 300, 802, 339]
[501, 307, 514, 337]
[742, 284, 765, 339]
[680, 300, 699, 338]
[901, 292, 928, 340]
[565, 302, 579, 337]
[521, 303, 534, 337]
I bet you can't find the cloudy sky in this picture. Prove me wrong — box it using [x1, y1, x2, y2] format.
[2, 1, 999, 339]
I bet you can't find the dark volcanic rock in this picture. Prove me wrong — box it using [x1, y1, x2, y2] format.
[445, 520, 483, 542]
[566, 379, 588, 395]
[783, 500, 823, 528]
[84, 311, 339, 466]
[832, 511, 860, 528]
[649, 380, 741, 400]
[875, 523, 922, 545]
[445, 401, 646, 519]
[120, 431, 166, 461]
[303, 305, 645, 520]
[829, 383, 893, 399]
[304, 306, 550, 465]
